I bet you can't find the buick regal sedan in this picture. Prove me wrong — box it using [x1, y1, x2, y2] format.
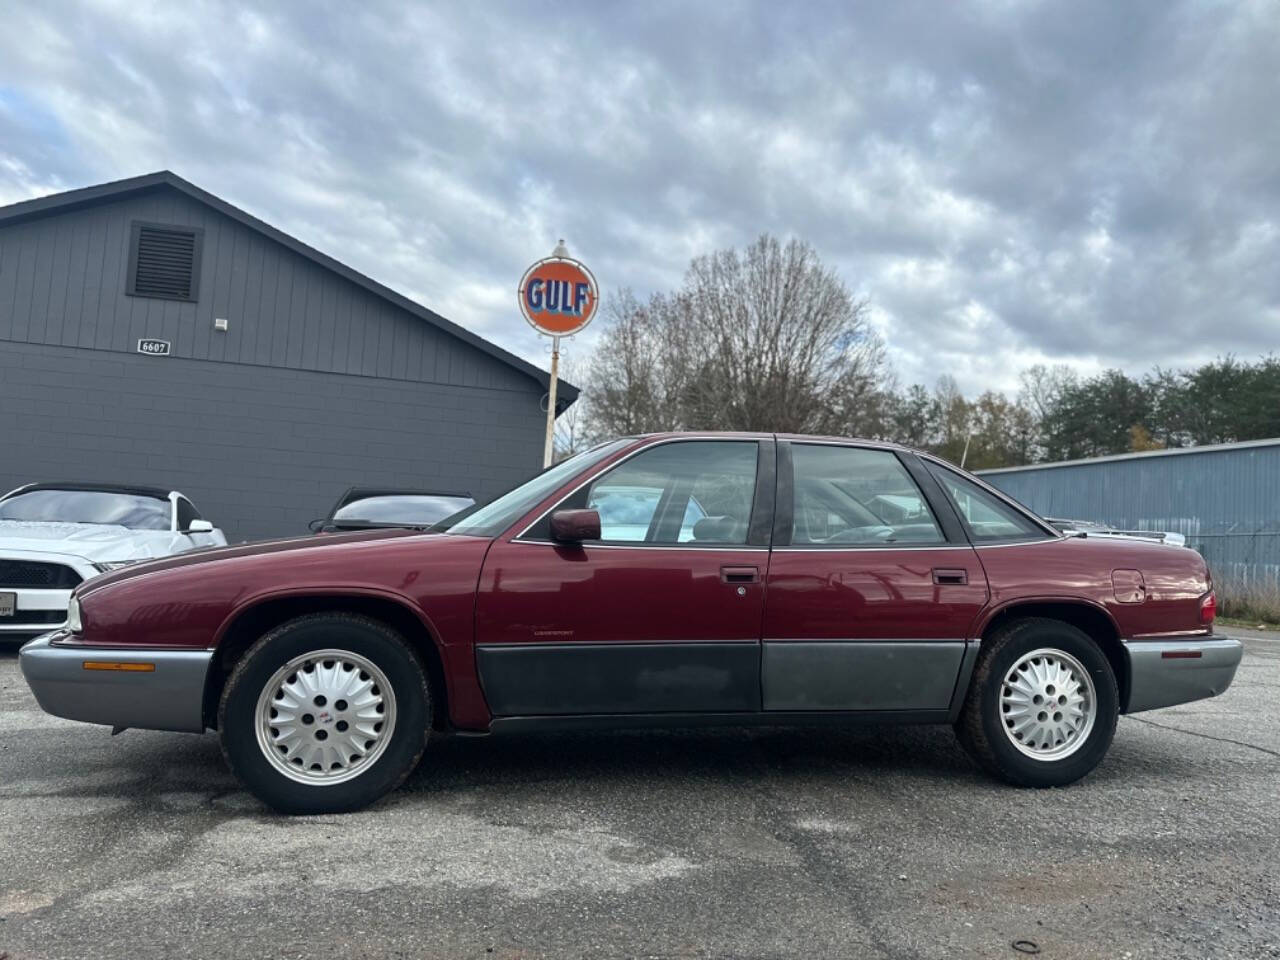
[20, 434, 1241, 813]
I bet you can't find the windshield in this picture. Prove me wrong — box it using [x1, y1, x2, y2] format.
[439, 439, 631, 538]
[332, 494, 474, 526]
[0, 489, 171, 530]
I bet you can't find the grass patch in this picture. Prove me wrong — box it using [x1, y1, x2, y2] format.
[1217, 615, 1280, 632]
[1215, 575, 1280, 629]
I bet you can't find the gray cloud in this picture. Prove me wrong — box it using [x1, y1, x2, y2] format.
[1, 0, 1277, 395]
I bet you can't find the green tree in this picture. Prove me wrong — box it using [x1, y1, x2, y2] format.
[964, 391, 1038, 469]
[887, 383, 936, 449]
[1150, 356, 1280, 446]
[1038, 369, 1152, 460]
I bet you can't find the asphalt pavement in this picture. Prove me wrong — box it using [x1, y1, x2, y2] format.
[1, 631, 1278, 960]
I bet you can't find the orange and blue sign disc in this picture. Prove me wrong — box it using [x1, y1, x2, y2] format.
[519, 255, 598, 337]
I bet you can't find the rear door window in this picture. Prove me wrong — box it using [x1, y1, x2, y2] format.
[927, 464, 1049, 543]
[789, 445, 944, 546]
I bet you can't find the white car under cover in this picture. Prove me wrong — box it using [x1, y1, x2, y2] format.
[0, 484, 226, 641]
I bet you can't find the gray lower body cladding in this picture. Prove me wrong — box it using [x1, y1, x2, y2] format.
[19, 632, 211, 732]
[1123, 636, 1243, 713]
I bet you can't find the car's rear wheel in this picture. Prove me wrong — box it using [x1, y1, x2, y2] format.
[955, 617, 1118, 787]
[218, 613, 430, 814]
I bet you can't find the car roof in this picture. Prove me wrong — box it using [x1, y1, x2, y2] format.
[1, 481, 174, 501]
[627, 431, 911, 453]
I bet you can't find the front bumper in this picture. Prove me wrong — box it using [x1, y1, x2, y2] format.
[1123, 635, 1243, 713]
[19, 633, 212, 732]
[0, 587, 70, 639]
[1, 549, 99, 640]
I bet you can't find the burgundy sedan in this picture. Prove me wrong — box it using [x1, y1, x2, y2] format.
[20, 434, 1241, 813]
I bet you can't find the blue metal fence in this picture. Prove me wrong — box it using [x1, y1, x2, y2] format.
[976, 439, 1280, 588]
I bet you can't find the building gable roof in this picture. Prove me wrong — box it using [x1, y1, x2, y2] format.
[0, 171, 577, 403]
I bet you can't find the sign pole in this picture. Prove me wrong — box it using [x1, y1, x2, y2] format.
[543, 335, 560, 467]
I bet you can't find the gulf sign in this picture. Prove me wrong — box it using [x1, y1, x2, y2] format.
[519, 255, 598, 337]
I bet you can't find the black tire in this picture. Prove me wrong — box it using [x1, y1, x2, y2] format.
[955, 617, 1118, 788]
[218, 613, 431, 814]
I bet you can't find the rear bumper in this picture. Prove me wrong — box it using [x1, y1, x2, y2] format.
[1123, 635, 1243, 713]
[19, 633, 212, 732]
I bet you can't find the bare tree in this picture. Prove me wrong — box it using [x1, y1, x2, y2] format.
[583, 235, 890, 438]
[582, 288, 689, 439]
[551, 356, 588, 461]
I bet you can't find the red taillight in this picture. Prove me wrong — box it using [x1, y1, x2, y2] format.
[1200, 591, 1217, 625]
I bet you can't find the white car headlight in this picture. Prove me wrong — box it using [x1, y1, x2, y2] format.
[92, 560, 137, 573]
[66, 594, 83, 633]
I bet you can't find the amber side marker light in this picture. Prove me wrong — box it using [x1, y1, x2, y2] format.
[82, 661, 155, 672]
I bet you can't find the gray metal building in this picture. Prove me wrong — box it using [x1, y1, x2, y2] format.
[977, 439, 1280, 587]
[0, 172, 575, 541]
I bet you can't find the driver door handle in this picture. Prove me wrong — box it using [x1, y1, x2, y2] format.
[721, 565, 760, 584]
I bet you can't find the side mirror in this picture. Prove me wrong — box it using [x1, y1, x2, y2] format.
[549, 509, 601, 543]
[188, 519, 215, 533]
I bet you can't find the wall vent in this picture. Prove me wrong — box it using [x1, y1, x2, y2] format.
[126, 222, 203, 301]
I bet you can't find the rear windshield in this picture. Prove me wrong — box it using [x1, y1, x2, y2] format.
[0, 490, 171, 530]
[333, 495, 474, 526]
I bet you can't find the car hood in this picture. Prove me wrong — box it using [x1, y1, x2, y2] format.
[0, 521, 173, 564]
[79, 527, 423, 593]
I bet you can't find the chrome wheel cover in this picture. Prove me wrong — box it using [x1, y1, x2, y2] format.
[999, 647, 1096, 761]
[254, 648, 397, 785]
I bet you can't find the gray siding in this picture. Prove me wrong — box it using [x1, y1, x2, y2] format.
[0, 185, 555, 541]
[0, 339, 544, 541]
[978, 444, 1280, 586]
[0, 189, 534, 393]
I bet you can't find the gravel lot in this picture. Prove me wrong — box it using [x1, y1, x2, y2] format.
[1, 630, 1277, 960]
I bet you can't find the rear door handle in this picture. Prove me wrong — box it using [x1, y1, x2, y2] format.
[721, 565, 760, 584]
[932, 568, 969, 585]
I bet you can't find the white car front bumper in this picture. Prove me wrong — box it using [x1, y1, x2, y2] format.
[0, 549, 97, 641]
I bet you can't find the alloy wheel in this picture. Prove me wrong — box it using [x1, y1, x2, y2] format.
[999, 647, 1097, 761]
[253, 648, 397, 785]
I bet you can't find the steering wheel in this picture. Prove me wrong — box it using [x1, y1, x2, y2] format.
[818, 525, 897, 544]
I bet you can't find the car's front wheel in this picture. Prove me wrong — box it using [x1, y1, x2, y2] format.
[218, 613, 431, 814]
[955, 617, 1119, 787]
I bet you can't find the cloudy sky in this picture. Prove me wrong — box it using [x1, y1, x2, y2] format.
[1, 0, 1277, 395]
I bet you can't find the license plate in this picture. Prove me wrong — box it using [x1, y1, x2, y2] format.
[0, 592, 14, 617]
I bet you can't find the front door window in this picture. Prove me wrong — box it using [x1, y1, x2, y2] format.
[585, 441, 758, 545]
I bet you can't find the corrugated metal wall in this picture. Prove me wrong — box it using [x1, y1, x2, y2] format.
[978, 444, 1280, 586]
